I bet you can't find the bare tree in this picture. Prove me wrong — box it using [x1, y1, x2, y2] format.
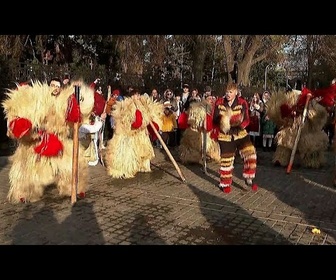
[222, 35, 289, 86]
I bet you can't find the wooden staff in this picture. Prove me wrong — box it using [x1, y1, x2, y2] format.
[71, 85, 81, 204]
[137, 98, 186, 182]
[331, 104, 336, 187]
[202, 103, 208, 175]
[286, 93, 312, 174]
[149, 120, 186, 182]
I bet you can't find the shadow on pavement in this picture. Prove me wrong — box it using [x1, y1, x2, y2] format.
[10, 199, 105, 245]
[182, 163, 292, 245]
[128, 211, 167, 245]
[0, 156, 8, 172]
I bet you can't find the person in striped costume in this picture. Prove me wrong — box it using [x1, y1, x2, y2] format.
[212, 83, 258, 193]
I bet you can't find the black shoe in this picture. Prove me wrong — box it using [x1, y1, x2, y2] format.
[245, 178, 253, 186]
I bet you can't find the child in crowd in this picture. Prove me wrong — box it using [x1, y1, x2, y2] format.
[160, 101, 178, 148]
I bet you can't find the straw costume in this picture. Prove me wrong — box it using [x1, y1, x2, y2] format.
[266, 86, 335, 168]
[104, 93, 164, 178]
[2, 80, 95, 203]
[178, 100, 220, 164]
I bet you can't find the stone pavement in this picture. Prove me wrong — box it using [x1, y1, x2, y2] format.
[0, 147, 336, 245]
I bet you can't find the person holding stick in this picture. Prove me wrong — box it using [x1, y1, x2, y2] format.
[266, 86, 333, 169]
[212, 82, 258, 193]
[2, 79, 95, 203]
[104, 88, 164, 179]
[178, 99, 220, 166]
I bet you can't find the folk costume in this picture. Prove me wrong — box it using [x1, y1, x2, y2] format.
[79, 80, 107, 166]
[178, 100, 220, 164]
[212, 88, 258, 193]
[2, 80, 95, 203]
[267, 86, 335, 168]
[104, 94, 164, 178]
[79, 115, 104, 166]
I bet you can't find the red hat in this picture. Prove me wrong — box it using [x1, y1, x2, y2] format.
[112, 89, 120, 96]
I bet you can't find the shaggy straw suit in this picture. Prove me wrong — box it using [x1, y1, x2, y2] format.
[104, 95, 164, 179]
[2, 81, 95, 203]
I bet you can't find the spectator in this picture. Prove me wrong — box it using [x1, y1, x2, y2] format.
[203, 85, 212, 99]
[181, 83, 191, 112]
[161, 101, 178, 148]
[62, 73, 71, 88]
[161, 89, 178, 113]
[149, 88, 162, 103]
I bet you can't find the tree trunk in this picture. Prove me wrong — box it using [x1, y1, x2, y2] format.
[239, 56, 254, 87]
[191, 35, 207, 85]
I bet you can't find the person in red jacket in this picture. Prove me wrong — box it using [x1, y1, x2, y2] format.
[89, 78, 107, 150]
[212, 83, 258, 193]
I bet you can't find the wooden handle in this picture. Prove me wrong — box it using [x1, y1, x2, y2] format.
[71, 122, 79, 204]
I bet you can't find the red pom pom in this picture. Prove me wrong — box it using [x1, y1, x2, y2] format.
[131, 109, 143, 129]
[66, 94, 81, 123]
[9, 117, 32, 139]
[178, 111, 189, 129]
[34, 133, 63, 157]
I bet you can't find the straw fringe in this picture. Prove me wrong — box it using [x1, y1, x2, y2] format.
[179, 101, 220, 164]
[105, 96, 163, 178]
[2, 81, 94, 203]
[268, 90, 329, 168]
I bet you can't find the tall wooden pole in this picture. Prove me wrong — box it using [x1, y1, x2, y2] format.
[71, 85, 80, 204]
[202, 103, 208, 175]
[137, 98, 186, 182]
[149, 120, 186, 182]
[286, 93, 312, 174]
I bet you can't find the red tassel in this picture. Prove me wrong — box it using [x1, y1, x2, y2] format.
[178, 111, 189, 129]
[131, 109, 143, 129]
[66, 94, 81, 123]
[34, 132, 63, 157]
[9, 117, 32, 139]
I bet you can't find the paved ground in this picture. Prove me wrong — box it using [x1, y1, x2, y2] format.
[0, 146, 336, 245]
